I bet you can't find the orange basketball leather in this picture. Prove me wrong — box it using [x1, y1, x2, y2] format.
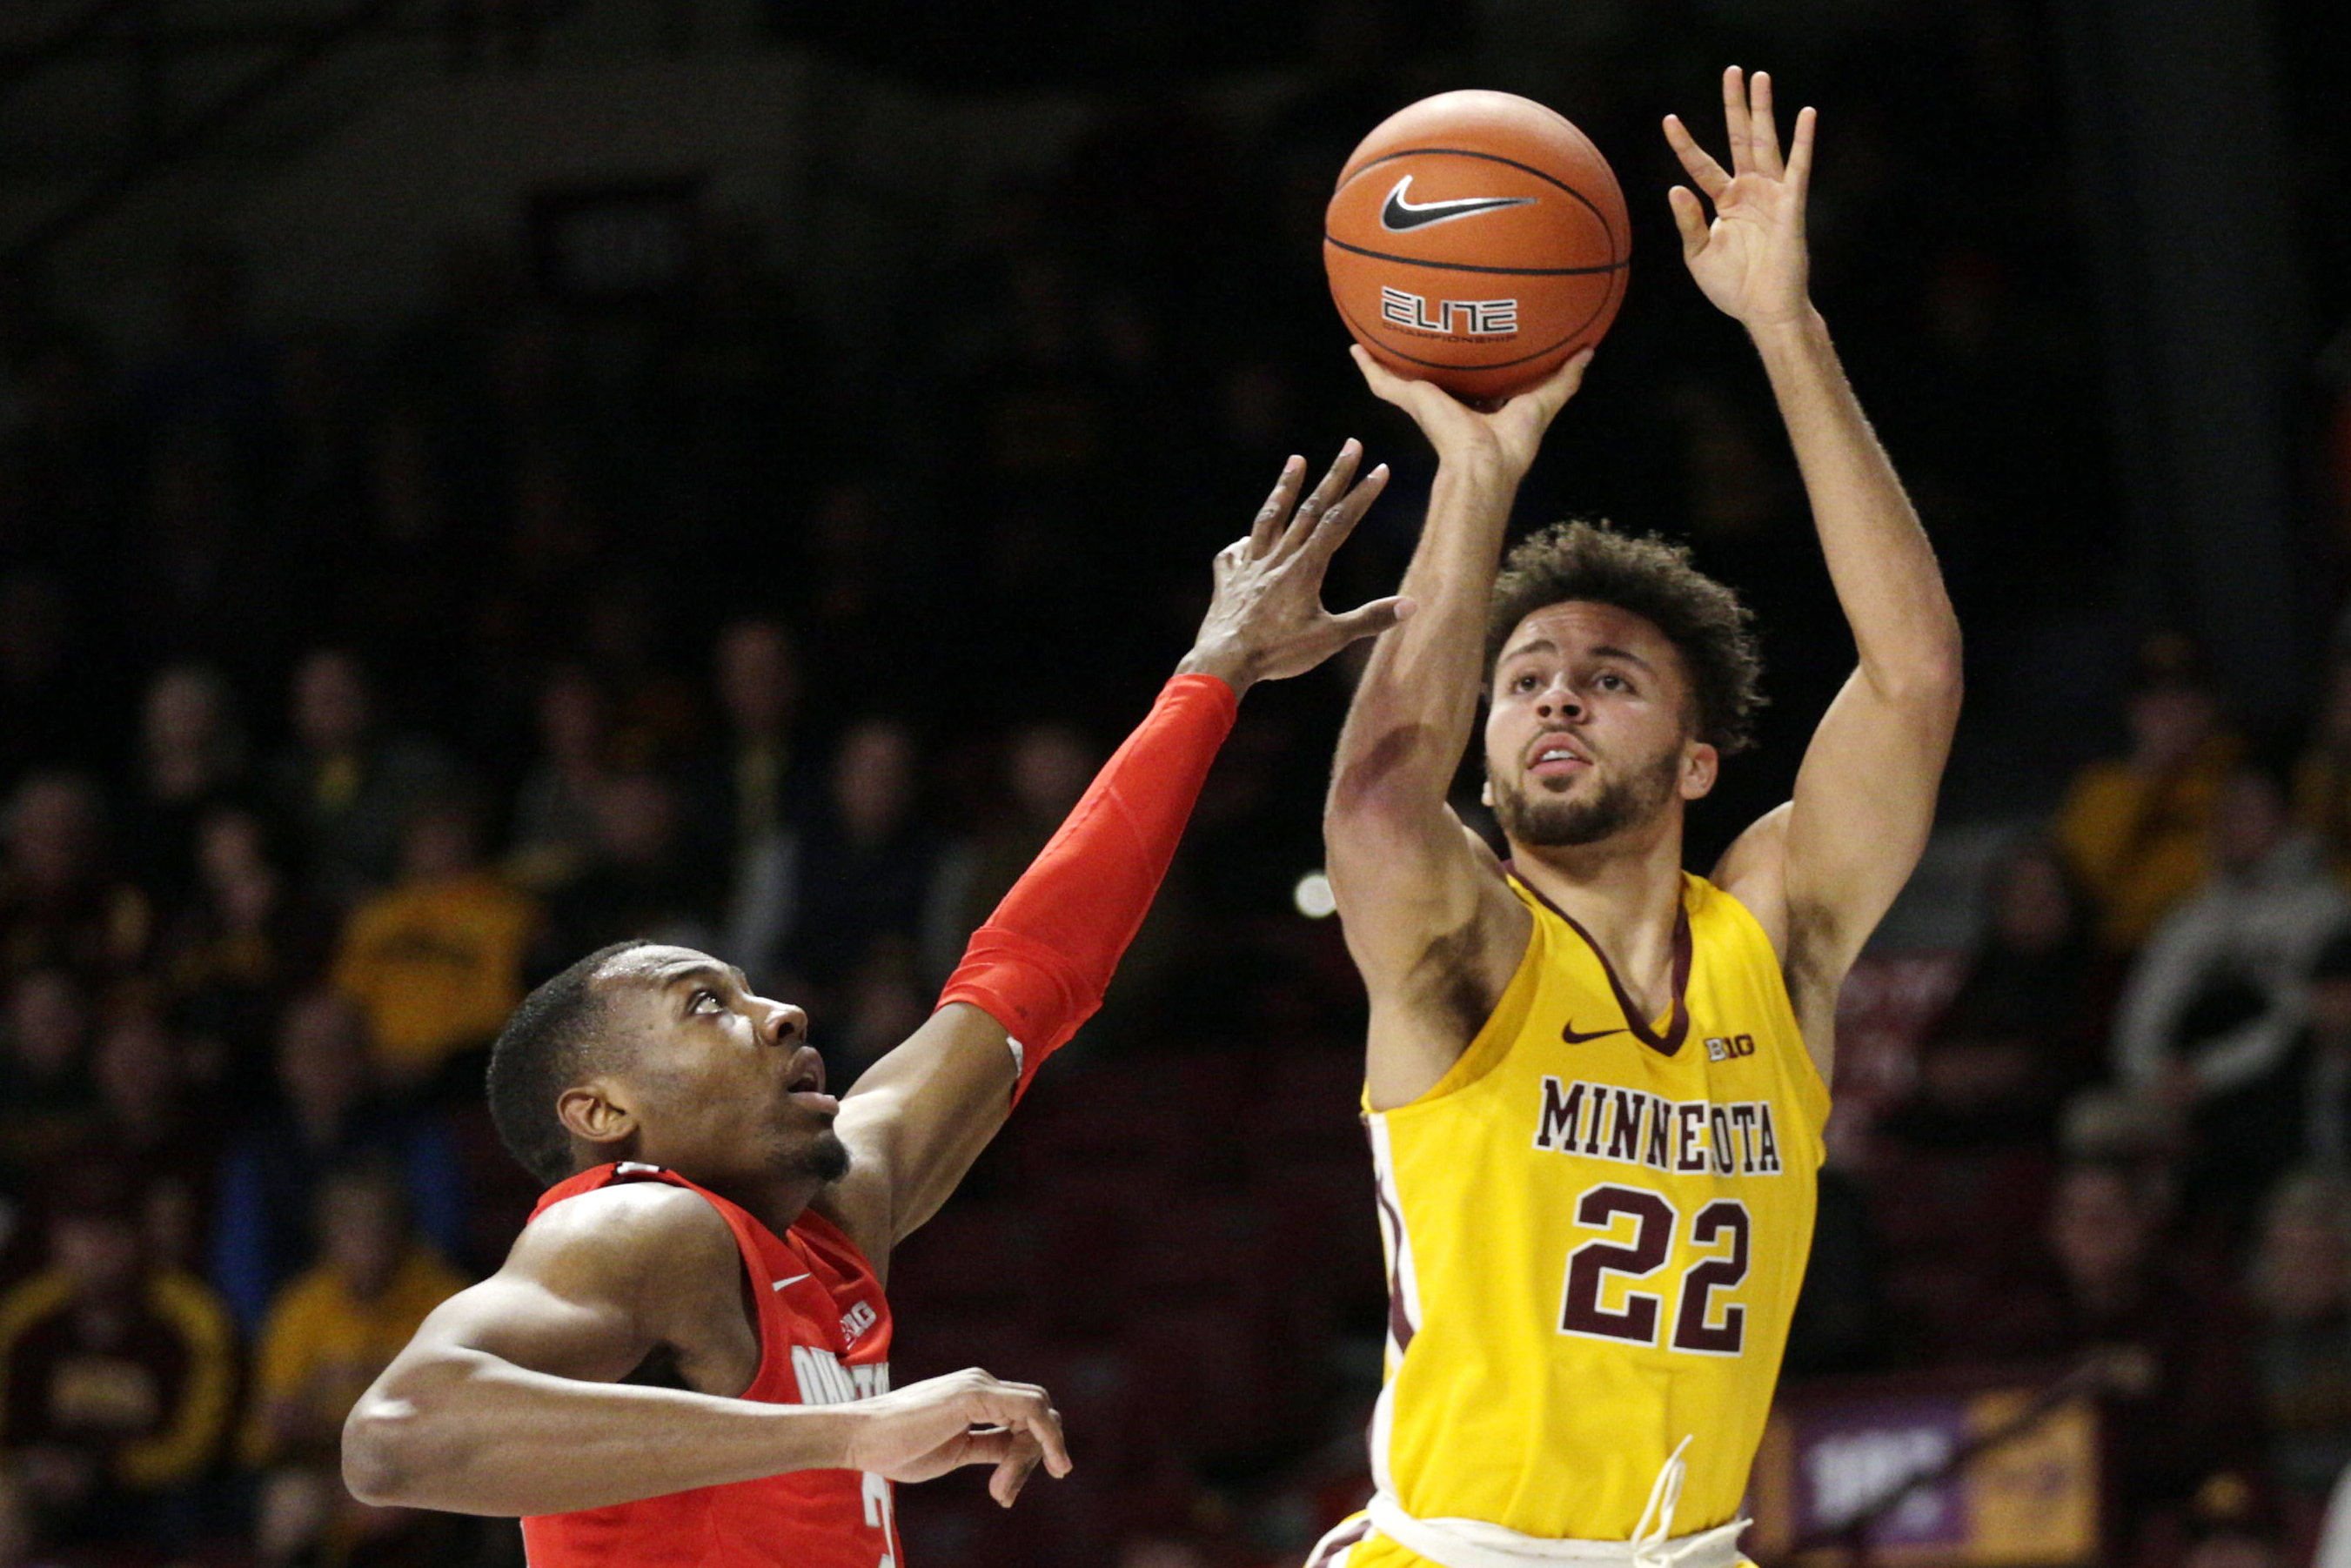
[1325, 90, 1630, 401]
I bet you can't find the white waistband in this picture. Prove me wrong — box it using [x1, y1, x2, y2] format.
[1358, 1437, 1747, 1568]
[1363, 1497, 1747, 1568]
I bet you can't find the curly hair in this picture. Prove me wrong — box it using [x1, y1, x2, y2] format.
[1485, 519, 1765, 754]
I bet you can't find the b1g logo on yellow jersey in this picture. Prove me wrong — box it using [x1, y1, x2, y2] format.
[1705, 1034, 1756, 1062]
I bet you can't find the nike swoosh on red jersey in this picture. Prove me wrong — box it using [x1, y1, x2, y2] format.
[772, 1272, 812, 1290]
[1560, 1022, 1625, 1044]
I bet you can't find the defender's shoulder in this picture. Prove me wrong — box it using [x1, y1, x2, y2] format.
[519, 1177, 740, 1283]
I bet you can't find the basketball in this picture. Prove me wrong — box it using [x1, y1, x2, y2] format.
[1324, 90, 1630, 402]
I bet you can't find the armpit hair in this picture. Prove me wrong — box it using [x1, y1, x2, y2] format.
[1410, 912, 1501, 1043]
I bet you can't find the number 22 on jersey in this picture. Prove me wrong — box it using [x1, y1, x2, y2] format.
[1559, 1184, 1751, 1356]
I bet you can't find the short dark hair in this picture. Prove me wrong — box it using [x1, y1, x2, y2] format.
[1485, 519, 1765, 754]
[486, 940, 653, 1185]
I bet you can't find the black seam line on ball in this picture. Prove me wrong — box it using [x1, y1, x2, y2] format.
[1323, 233, 1629, 276]
[1338, 146, 1620, 245]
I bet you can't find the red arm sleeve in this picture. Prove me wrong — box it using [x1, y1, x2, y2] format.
[937, 673, 1239, 1102]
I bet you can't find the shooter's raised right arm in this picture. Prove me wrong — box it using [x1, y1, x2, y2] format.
[1325, 347, 1589, 1107]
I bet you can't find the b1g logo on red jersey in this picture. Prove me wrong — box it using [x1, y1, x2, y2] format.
[1705, 1034, 1756, 1062]
[1377, 287, 1517, 338]
[841, 1299, 879, 1345]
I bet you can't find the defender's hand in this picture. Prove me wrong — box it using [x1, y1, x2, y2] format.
[1178, 442, 1411, 694]
[842, 1367, 1071, 1507]
[1350, 345, 1591, 478]
[1664, 66, 1816, 332]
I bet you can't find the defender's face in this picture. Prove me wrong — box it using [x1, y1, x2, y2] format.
[1482, 602, 1715, 849]
[592, 946, 843, 1189]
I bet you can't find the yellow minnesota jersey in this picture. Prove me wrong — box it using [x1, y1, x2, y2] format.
[1322, 871, 1828, 1566]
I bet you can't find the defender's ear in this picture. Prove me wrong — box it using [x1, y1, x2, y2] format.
[1679, 741, 1719, 801]
[557, 1081, 636, 1153]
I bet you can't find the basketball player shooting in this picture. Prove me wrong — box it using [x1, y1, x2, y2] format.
[1310, 69, 1961, 1568]
[338, 449, 1406, 1567]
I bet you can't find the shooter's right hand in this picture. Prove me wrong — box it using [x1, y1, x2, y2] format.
[841, 1367, 1071, 1507]
[1351, 342, 1591, 479]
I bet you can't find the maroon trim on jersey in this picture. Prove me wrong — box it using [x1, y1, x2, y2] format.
[1370, 1166, 1417, 1353]
[1504, 866, 1694, 1058]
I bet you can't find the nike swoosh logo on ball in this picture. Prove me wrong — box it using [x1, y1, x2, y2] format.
[1379, 175, 1537, 232]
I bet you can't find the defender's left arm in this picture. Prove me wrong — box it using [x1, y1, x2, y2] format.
[821, 448, 1410, 1266]
[1678, 70, 1962, 1069]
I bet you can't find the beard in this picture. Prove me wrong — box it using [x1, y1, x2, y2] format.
[1490, 740, 1682, 848]
[782, 1128, 852, 1185]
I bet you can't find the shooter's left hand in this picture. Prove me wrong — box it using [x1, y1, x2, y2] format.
[1664, 66, 1817, 333]
[1177, 442, 1411, 694]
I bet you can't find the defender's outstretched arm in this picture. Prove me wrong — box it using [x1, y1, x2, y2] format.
[1328, 350, 1589, 1108]
[1685, 69, 1963, 1062]
[821, 449, 1406, 1258]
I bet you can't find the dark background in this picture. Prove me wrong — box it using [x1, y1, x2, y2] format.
[2, 0, 2348, 1563]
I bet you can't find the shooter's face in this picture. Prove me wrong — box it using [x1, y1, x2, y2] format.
[589, 946, 847, 1190]
[1482, 602, 1715, 850]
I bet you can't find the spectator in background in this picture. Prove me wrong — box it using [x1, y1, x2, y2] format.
[211, 989, 463, 1334]
[0, 774, 150, 984]
[243, 1163, 466, 1568]
[1932, 838, 2109, 1110]
[2024, 1159, 2258, 1545]
[2058, 636, 2238, 953]
[64, 1000, 212, 1277]
[933, 722, 1096, 978]
[0, 1174, 234, 1547]
[2247, 1169, 2351, 1501]
[332, 791, 536, 1100]
[2111, 759, 2351, 1219]
[696, 619, 807, 974]
[834, 935, 932, 1086]
[269, 647, 453, 911]
[123, 664, 246, 911]
[0, 973, 94, 1179]
[506, 663, 613, 899]
[1864, 850, 2092, 1358]
[158, 804, 332, 1096]
[779, 718, 942, 997]
[539, 769, 712, 963]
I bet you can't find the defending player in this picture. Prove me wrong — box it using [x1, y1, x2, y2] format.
[339, 448, 1405, 1566]
[1312, 69, 1962, 1568]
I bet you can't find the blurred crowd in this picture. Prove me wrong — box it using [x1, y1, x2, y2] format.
[3, 0, 2350, 1565]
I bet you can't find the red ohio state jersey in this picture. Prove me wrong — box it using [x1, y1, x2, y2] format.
[520, 1163, 900, 1568]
